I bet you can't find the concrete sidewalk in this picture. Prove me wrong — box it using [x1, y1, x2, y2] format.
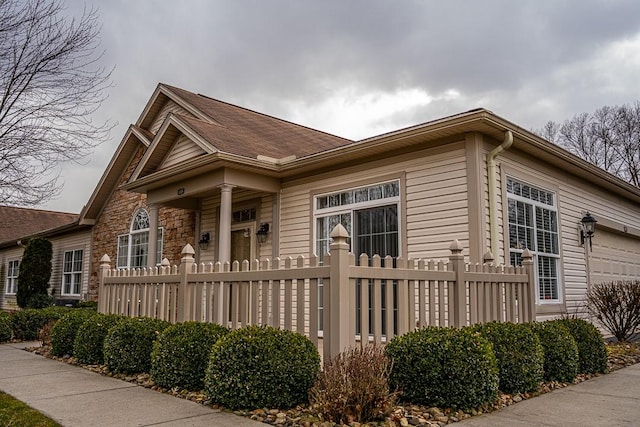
[458, 362, 640, 427]
[0, 341, 261, 427]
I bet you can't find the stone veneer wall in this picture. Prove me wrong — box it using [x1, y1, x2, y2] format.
[88, 146, 196, 300]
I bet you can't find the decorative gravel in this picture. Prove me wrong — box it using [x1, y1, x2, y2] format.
[27, 341, 640, 427]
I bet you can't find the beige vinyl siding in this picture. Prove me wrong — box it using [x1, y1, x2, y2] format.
[280, 141, 468, 260]
[279, 189, 312, 257]
[498, 148, 640, 314]
[405, 145, 468, 260]
[0, 230, 91, 309]
[200, 192, 275, 264]
[49, 231, 92, 300]
[200, 195, 219, 264]
[258, 194, 274, 260]
[149, 100, 192, 134]
[159, 135, 207, 170]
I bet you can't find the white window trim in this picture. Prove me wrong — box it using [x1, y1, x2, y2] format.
[313, 179, 402, 256]
[117, 227, 164, 269]
[6, 259, 19, 295]
[61, 249, 83, 296]
[116, 208, 164, 269]
[506, 177, 562, 304]
[313, 180, 402, 336]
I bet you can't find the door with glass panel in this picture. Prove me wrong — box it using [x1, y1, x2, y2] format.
[354, 205, 398, 338]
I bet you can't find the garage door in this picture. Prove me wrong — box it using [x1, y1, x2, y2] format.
[589, 229, 640, 285]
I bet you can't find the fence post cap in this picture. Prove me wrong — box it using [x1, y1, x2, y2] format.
[449, 239, 463, 254]
[330, 223, 349, 240]
[483, 250, 494, 263]
[181, 243, 195, 256]
[161, 258, 170, 266]
[522, 248, 533, 260]
[100, 254, 111, 264]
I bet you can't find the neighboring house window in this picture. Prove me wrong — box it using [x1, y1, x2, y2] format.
[6, 260, 19, 295]
[117, 209, 163, 268]
[506, 177, 560, 302]
[314, 180, 401, 334]
[62, 250, 83, 296]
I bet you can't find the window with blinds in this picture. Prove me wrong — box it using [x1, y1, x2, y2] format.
[507, 177, 560, 302]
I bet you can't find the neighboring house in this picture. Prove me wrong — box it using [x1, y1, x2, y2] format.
[0, 207, 89, 309]
[2, 82, 640, 319]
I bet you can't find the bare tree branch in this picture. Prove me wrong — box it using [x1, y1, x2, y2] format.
[0, 0, 114, 206]
[537, 102, 640, 188]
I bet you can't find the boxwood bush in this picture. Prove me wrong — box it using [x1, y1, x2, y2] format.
[473, 322, 544, 394]
[11, 307, 71, 340]
[530, 321, 579, 382]
[555, 318, 608, 374]
[50, 309, 98, 357]
[0, 312, 12, 342]
[103, 317, 170, 374]
[385, 326, 499, 410]
[151, 322, 229, 391]
[204, 325, 320, 409]
[74, 314, 125, 365]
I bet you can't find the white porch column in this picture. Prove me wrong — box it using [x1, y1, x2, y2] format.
[147, 204, 159, 268]
[218, 184, 234, 263]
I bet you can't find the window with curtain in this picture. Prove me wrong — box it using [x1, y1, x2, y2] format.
[117, 209, 163, 268]
[506, 177, 560, 302]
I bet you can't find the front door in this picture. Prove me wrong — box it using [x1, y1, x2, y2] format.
[230, 227, 253, 263]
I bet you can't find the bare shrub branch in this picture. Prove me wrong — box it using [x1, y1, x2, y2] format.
[309, 344, 397, 424]
[0, 0, 114, 206]
[587, 280, 640, 342]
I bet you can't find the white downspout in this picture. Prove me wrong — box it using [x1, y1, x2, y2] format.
[487, 130, 513, 262]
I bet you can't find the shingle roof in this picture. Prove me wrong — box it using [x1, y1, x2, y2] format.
[162, 84, 354, 159]
[0, 206, 77, 243]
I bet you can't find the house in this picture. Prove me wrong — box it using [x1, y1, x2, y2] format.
[2, 83, 640, 322]
[0, 206, 89, 309]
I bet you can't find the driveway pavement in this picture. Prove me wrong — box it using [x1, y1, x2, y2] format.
[458, 362, 640, 426]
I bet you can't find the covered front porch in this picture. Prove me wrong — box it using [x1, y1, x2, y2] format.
[125, 165, 281, 268]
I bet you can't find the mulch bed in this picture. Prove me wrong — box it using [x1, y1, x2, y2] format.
[26, 341, 640, 427]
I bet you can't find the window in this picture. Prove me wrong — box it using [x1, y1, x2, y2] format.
[117, 209, 163, 268]
[314, 180, 401, 334]
[6, 260, 19, 295]
[62, 250, 83, 295]
[506, 177, 560, 302]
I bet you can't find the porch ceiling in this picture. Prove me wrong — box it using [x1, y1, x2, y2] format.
[141, 166, 280, 206]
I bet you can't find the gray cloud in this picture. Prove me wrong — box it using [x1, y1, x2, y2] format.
[46, 0, 640, 212]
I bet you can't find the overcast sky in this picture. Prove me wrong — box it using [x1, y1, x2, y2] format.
[40, 0, 640, 213]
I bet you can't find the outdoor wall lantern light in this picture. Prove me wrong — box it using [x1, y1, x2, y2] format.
[198, 232, 210, 250]
[580, 212, 597, 250]
[256, 223, 270, 244]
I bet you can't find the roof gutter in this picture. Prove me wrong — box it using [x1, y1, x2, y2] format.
[487, 130, 513, 261]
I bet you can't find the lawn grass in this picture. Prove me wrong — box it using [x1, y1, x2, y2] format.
[0, 391, 61, 427]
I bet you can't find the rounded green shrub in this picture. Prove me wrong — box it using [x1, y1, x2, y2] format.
[104, 317, 170, 374]
[555, 318, 608, 374]
[205, 325, 320, 410]
[11, 307, 71, 340]
[151, 322, 229, 391]
[530, 321, 579, 382]
[473, 322, 544, 394]
[0, 312, 12, 342]
[73, 314, 125, 365]
[385, 326, 499, 410]
[50, 309, 98, 356]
